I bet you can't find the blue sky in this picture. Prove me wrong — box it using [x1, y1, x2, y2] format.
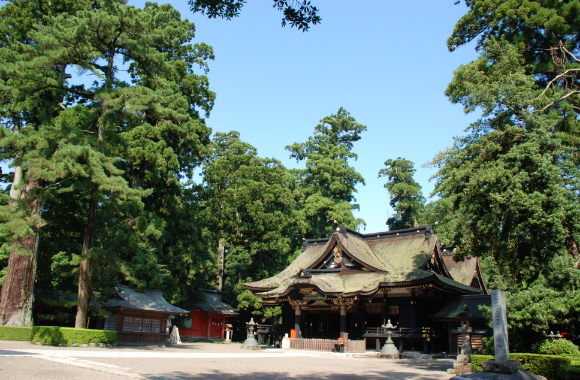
[128, 1, 481, 233]
[3, 1, 482, 234]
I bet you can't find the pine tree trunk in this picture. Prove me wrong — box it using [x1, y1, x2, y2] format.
[0, 176, 43, 326]
[216, 239, 224, 291]
[74, 197, 97, 328]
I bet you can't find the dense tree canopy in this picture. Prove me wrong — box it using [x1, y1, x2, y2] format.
[286, 108, 366, 238]
[379, 158, 425, 231]
[202, 131, 308, 319]
[435, 2, 580, 349]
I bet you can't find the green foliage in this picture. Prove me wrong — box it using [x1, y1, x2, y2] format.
[0, 0, 217, 322]
[378, 157, 425, 230]
[188, 0, 321, 31]
[471, 355, 493, 372]
[538, 339, 580, 358]
[435, 23, 580, 349]
[30, 326, 116, 346]
[566, 359, 580, 380]
[0, 326, 32, 341]
[512, 353, 571, 380]
[202, 132, 307, 318]
[472, 354, 570, 379]
[286, 108, 366, 238]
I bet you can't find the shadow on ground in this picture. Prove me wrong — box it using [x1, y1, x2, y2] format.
[0, 349, 41, 356]
[141, 364, 454, 380]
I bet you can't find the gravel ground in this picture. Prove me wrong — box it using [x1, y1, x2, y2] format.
[0, 341, 457, 380]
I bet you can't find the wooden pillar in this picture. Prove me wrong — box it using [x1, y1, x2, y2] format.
[384, 296, 390, 325]
[340, 305, 346, 338]
[356, 301, 365, 339]
[207, 316, 211, 340]
[381, 299, 387, 326]
[448, 321, 453, 354]
[294, 305, 302, 338]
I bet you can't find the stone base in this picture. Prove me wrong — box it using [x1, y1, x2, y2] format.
[242, 338, 260, 350]
[380, 353, 400, 359]
[450, 371, 546, 380]
[483, 360, 522, 374]
[380, 346, 399, 359]
[447, 362, 473, 374]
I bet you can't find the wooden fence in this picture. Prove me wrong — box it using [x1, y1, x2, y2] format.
[289, 338, 366, 353]
[345, 339, 366, 353]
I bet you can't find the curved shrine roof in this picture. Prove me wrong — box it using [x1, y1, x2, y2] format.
[97, 285, 189, 315]
[245, 224, 483, 297]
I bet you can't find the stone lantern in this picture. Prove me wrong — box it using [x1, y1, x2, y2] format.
[448, 304, 474, 374]
[243, 318, 259, 350]
[380, 319, 400, 359]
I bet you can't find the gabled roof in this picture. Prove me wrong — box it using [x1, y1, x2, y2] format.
[245, 224, 483, 297]
[194, 289, 238, 316]
[97, 285, 189, 315]
[441, 245, 489, 294]
[310, 232, 387, 271]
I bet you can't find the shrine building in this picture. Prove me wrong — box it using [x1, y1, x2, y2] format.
[245, 222, 490, 353]
[180, 289, 238, 341]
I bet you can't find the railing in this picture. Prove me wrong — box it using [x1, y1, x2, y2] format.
[289, 338, 366, 353]
[291, 338, 338, 351]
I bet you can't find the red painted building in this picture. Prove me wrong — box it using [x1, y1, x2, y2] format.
[180, 289, 238, 341]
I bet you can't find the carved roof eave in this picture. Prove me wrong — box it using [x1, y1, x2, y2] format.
[244, 284, 272, 292]
[308, 233, 386, 272]
[256, 273, 483, 300]
[433, 237, 453, 278]
[474, 258, 489, 295]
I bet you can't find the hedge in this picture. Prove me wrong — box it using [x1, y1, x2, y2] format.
[0, 326, 32, 341]
[31, 326, 116, 346]
[566, 359, 580, 380]
[471, 354, 570, 380]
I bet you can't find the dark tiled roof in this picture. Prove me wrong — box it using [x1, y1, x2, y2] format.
[194, 290, 238, 316]
[98, 285, 189, 315]
[430, 295, 491, 320]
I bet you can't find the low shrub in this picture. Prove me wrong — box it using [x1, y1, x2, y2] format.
[471, 355, 493, 372]
[0, 326, 32, 341]
[511, 353, 570, 380]
[566, 359, 580, 380]
[471, 354, 570, 379]
[538, 339, 580, 357]
[31, 327, 116, 346]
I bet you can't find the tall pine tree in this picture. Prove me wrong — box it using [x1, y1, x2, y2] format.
[378, 157, 425, 230]
[286, 108, 366, 238]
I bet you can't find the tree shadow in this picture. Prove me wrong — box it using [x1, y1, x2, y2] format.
[0, 349, 41, 356]
[143, 369, 451, 380]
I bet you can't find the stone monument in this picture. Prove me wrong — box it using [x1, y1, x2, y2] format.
[450, 290, 546, 380]
[168, 326, 182, 345]
[380, 319, 399, 359]
[281, 333, 290, 349]
[243, 318, 259, 350]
